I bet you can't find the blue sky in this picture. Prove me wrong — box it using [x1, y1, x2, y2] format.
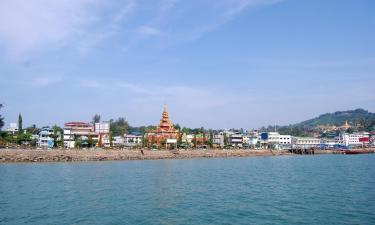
[0, 0, 374, 129]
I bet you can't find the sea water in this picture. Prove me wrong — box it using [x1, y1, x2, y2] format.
[1, 154, 375, 225]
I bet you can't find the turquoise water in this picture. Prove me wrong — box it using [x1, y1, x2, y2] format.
[1, 155, 375, 225]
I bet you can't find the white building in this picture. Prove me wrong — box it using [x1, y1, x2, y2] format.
[320, 138, 343, 148]
[64, 122, 96, 148]
[243, 134, 258, 148]
[292, 137, 320, 148]
[340, 132, 370, 147]
[95, 122, 110, 134]
[229, 133, 243, 147]
[124, 134, 143, 146]
[113, 136, 125, 147]
[259, 132, 291, 149]
[6, 123, 18, 135]
[186, 134, 194, 144]
[38, 127, 54, 148]
[94, 122, 111, 147]
[279, 135, 292, 145]
[213, 133, 224, 148]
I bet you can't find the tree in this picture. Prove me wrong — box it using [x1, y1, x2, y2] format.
[0, 104, 4, 130]
[74, 137, 82, 149]
[16, 133, 31, 145]
[26, 124, 41, 135]
[52, 125, 63, 148]
[18, 113, 22, 133]
[109, 132, 113, 148]
[110, 117, 130, 136]
[92, 114, 101, 124]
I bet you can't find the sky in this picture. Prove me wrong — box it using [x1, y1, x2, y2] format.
[0, 0, 374, 130]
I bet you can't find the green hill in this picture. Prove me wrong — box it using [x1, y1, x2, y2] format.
[297, 108, 375, 128]
[274, 109, 375, 136]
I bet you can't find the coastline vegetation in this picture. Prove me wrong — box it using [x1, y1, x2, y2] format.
[1, 103, 374, 149]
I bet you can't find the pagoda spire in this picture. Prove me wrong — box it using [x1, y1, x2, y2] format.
[157, 104, 177, 132]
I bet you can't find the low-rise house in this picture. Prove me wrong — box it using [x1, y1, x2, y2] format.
[229, 133, 243, 147]
[113, 136, 125, 147]
[6, 123, 18, 135]
[124, 134, 143, 147]
[38, 127, 54, 149]
[213, 132, 224, 148]
[193, 133, 208, 148]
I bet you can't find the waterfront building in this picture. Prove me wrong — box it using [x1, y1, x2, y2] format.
[279, 135, 292, 145]
[340, 132, 370, 147]
[113, 136, 125, 147]
[95, 122, 111, 147]
[186, 134, 194, 145]
[144, 106, 179, 149]
[320, 138, 343, 148]
[63, 122, 96, 148]
[228, 133, 243, 147]
[37, 127, 54, 149]
[95, 122, 110, 134]
[247, 136, 259, 146]
[193, 133, 209, 148]
[124, 134, 143, 147]
[213, 132, 225, 148]
[292, 137, 320, 149]
[260, 132, 288, 149]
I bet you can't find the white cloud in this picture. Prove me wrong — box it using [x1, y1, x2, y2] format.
[0, 0, 280, 59]
[0, 0, 135, 60]
[137, 26, 163, 36]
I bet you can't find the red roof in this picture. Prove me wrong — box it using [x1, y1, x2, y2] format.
[64, 122, 92, 127]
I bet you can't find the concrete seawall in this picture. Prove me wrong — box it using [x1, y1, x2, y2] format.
[0, 149, 292, 163]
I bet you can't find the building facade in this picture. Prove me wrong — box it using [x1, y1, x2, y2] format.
[292, 137, 320, 148]
[37, 127, 54, 148]
[213, 133, 225, 148]
[124, 134, 143, 147]
[228, 133, 243, 147]
[63, 122, 96, 148]
[340, 132, 370, 147]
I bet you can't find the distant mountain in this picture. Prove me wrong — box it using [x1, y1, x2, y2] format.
[296, 109, 375, 128]
[272, 109, 375, 136]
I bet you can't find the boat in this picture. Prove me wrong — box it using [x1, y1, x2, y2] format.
[344, 150, 375, 155]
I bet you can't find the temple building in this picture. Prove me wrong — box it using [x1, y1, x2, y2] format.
[339, 120, 351, 130]
[145, 106, 180, 149]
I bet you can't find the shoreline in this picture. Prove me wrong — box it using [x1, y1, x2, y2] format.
[0, 149, 373, 163]
[0, 149, 291, 163]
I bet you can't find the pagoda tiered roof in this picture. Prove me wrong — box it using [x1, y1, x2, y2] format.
[155, 105, 178, 133]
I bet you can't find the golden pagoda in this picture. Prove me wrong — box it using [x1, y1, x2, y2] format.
[339, 120, 351, 130]
[145, 105, 179, 148]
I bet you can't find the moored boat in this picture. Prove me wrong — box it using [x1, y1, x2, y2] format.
[344, 150, 375, 155]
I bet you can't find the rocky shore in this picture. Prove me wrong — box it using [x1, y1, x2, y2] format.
[1, 148, 373, 163]
[0, 149, 294, 163]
